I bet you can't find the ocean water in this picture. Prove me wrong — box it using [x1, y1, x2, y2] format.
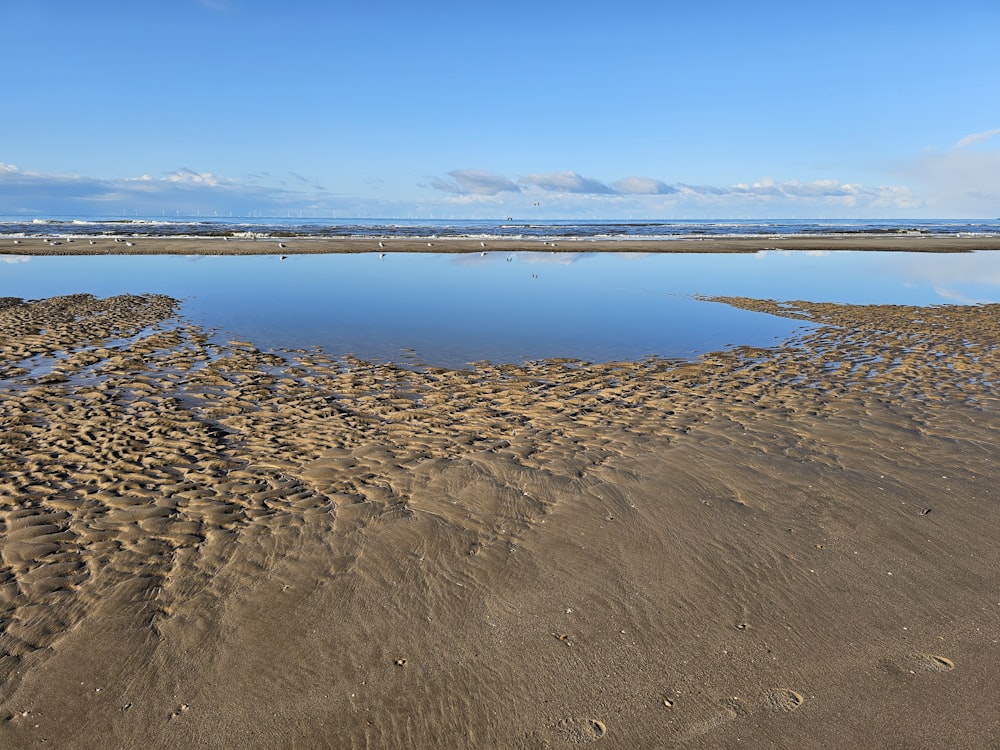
[1, 216, 999, 240]
[3, 250, 1000, 368]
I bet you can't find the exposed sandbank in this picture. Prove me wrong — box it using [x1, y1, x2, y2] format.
[4, 234, 1000, 255]
[1, 293, 999, 748]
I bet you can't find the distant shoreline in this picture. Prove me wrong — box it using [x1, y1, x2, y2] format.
[5, 235, 1000, 255]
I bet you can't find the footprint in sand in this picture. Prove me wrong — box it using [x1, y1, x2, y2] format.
[765, 688, 805, 713]
[168, 703, 191, 721]
[553, 717, 606, 743]
[680, 697, 748, 740]
[910, 653, 955, 672]
[681, 691, 802, 741]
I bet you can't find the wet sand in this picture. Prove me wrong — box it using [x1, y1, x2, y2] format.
[4, 234, 1000, 255]
[2, 291, 999, 748]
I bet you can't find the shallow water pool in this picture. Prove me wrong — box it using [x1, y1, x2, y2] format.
[2, 251, 999, 367]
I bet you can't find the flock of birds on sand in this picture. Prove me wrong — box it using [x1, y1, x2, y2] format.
[11, 236, 557, 279]
[371, 240, 546, 276]
[16, 237, 139, 248]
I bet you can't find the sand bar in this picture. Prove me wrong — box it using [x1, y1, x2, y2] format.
[2, 291, 1000, 748]
[4, 234, 1000, 255]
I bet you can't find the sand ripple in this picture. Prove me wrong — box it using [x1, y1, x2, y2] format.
[2, 293, 999, 748]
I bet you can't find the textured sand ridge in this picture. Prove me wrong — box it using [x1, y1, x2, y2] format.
[1, 293, 999, 748]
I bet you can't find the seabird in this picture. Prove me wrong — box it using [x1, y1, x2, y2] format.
[378, 241, 386, 249]
[280, 255, 288, 261]
[380, 252, 386, 259]
[278, 242, 287, 249]
[480, 241, 487, 248]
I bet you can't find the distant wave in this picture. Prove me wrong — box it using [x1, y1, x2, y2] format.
[2, 216, 999, 240]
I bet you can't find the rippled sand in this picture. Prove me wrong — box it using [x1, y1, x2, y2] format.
[1, 292, 998, 748]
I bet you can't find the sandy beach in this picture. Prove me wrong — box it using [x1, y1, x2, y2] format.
[3, 234, 1000, 256]
[2, 286, 999, 748]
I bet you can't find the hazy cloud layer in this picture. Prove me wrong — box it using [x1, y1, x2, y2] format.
[0, 163, 326, 216]
[896, 130, 1000, 215]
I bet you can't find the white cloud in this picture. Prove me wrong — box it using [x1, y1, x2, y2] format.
[431, 169, 520, 196]
[518, 171, 615, 194]
[955, 128, 1000, 149]
[121, 168, 225, 189]
[613, 176, 677, 195]
[163, 168, 221, 187]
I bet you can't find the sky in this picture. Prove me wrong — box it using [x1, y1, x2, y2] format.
[1, 0, 999, 220]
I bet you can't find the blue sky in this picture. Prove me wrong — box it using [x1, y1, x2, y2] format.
[2, 0, 998, 219]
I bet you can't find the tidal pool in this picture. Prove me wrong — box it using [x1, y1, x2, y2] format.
[2, 251, 999, 367]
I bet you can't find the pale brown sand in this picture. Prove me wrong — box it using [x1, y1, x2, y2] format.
[3, 234, 1000, 255]
[1, 292, 999, 748]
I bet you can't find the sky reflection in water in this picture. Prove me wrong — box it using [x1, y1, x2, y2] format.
[2, 251, 999, 367]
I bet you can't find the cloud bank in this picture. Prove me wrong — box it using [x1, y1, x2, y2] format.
[7, 142, 994, 219]
[430, 168, 921, 214]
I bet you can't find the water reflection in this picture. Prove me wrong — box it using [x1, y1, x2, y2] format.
[872, 253, 1000, 304]
[752, 251, 1000, 305]
[2, 251, 999, 367]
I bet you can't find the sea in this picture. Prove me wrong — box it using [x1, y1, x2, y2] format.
[1, 216, 998, 240]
